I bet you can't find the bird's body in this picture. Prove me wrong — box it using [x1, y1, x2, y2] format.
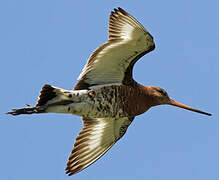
[8, 8, 211, 175]
[37, 84, 154, 118]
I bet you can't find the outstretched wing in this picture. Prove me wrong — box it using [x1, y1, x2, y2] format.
[65, 116, 134, 176]
[74, 8, 155, 90]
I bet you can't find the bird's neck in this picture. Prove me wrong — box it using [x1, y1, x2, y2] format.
[122, 84, 158, 117]
[138, 85, 161, 107]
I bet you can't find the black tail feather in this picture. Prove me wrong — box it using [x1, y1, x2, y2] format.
[36, 84, 56, 107]
[8, 84, 75, 115]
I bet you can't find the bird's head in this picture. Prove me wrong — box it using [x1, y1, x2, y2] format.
[148, 86, 211, 116]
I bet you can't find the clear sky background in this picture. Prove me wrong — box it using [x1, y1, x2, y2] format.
[0, 1, 218, 180]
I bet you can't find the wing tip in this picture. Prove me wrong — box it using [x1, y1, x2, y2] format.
[111, 7, 128, 17]
[65, 164, 84, 176]
[117, 7, 128, 15]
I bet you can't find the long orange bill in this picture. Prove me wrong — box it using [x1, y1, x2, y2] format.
[169, 99, 212, 116]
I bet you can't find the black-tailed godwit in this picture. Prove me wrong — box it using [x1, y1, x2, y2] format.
[8, 7, 211, 175]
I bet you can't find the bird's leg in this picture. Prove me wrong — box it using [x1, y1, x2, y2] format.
[7, 104, 46, 115]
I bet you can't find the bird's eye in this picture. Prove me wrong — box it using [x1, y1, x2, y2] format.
[158, 89, 167, 96]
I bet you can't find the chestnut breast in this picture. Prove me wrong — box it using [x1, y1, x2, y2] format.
[94, 84, 153, 117]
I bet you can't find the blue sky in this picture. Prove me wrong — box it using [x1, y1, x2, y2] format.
[1, 0, 218, 179]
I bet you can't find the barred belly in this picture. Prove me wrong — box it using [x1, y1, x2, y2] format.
[66, 85, 128, 118]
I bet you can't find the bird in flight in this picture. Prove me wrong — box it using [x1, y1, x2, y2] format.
[8, 7, 211, 175]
